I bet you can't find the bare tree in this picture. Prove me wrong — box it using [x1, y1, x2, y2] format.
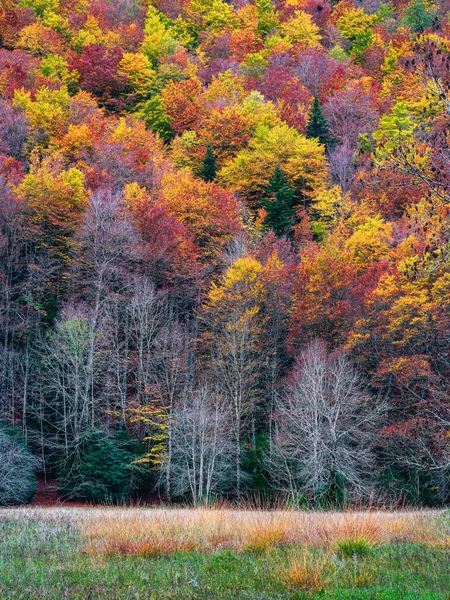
[0, 101, 28, 160]
[290, 48, 343, 99]
[170, 385, 234, 505]
[0, 428, 39, 505]
[323, 86, 379, 147]
[0, 170, 49, 434]
[269, 340, 385, 501]
[69, 189, 137, 423]
[382, 388, 450, 502]
[38, 308, 96, 460]
[328, 139, 356, 192]
[205, 307, 263, 499]
[154, 319, 191, 501]
[127, 280, 167, 411]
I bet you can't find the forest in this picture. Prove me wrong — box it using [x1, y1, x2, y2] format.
[0, 0, 449, 508]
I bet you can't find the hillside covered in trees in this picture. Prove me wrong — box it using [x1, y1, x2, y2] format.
[0, 0, 449, 507]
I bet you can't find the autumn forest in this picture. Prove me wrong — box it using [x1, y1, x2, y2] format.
[0, 0, 449, 508]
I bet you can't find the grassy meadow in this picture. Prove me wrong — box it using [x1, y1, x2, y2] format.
[0, 507, 449, 599]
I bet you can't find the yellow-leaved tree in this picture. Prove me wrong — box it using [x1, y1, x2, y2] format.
[141, 5, 179, 65]
[118, 52, 156, 100]
[220, 122, 327, 208]
[201, 257, 266, 498]
[14, 85, 70, 138]
[345, 215, 393, 269]
[14, 154, 87, 259]
[280, 10, 321, 47]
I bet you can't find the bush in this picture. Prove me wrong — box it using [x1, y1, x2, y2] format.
[0, 426, 38, 505]
[57, 428, 134, 503]
[336, 538, 375, 558]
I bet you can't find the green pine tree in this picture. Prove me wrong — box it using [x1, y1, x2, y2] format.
[261, 165, 295, 237]
[403, 0, 438, 33]
[57, 428, 133, 503]
[200, 142, 217, 182]
[306, 96, 333, 148]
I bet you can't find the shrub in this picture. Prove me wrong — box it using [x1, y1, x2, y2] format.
[336, 537, 375, 558]
[0, 426, 38, 505]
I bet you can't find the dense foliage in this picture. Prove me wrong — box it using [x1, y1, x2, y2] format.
[57, 428, 136, 502]
[0, 0, 449, 506]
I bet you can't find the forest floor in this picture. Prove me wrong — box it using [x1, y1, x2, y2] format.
[30, 478, 161, 507]
[0, 507, 449, 599]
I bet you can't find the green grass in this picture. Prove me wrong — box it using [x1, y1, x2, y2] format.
[0, 513, 448, 600]
[335, 537, 375, 558]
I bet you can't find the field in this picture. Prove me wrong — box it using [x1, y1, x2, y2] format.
[0, 507, 449, 600]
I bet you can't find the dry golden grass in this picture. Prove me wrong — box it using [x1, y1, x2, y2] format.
[243, 512, 289, 553]
[74, 507, 448, 556]
[94, 537, 199, 557]
[2, 506, 446, 557]
[282, 551, 333, 593]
